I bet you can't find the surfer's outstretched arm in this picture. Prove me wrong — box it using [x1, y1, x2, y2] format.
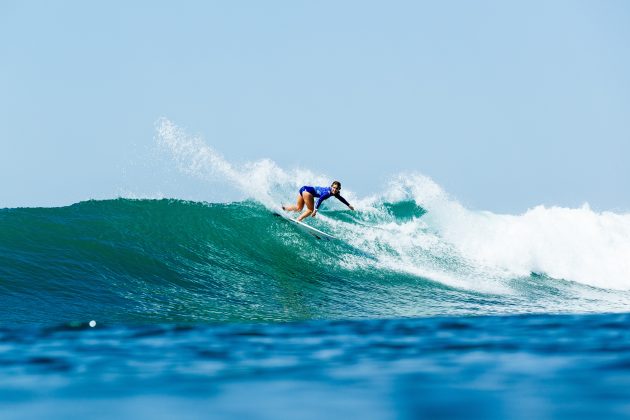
[336, 194, 355, 211]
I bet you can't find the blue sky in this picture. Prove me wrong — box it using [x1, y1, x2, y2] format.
[1, 1, 629, 212]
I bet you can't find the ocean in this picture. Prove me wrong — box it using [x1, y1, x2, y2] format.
[1, 198, 630, 419]
[1, 119, 630, 418]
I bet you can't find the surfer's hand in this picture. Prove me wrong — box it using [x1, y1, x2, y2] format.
[349, 205, 355, 211]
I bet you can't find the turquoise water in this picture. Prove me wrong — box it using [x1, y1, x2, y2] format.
[2, 198, 630, 418]
[2, 199, 629, 326]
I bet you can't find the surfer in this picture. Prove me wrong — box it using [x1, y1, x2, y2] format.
[282, 181, 355, 222]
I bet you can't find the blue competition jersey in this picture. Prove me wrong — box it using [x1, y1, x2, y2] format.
[300, 186, 351, 210]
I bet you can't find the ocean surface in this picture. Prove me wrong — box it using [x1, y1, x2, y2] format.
[2, 119, 630, 418]
[1, 198, 630, 419]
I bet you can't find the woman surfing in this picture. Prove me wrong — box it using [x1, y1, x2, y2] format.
[282, 181, 355, 222]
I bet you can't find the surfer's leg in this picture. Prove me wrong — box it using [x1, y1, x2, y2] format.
[283, 194, 304, 212]
[297, 192, 314, 221]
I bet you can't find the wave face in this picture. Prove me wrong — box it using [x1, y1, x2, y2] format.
[1, 195, 629, 326]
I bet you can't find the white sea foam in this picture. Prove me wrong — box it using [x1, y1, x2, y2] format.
[376, 173, 630, 291]
[156, 118, 630, 292]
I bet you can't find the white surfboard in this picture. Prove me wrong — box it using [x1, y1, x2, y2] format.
[274, 212, 337, 241]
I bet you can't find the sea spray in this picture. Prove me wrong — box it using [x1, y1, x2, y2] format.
[154, 118, 630, 292]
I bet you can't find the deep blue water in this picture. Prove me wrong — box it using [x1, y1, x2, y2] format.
[2, 313, 630, 419]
